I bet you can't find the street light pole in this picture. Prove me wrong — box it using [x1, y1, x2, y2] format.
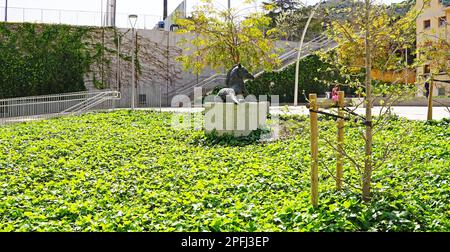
[294, 1, 323, 106]
[163, 0, 168, 20]
[131, 28, 136, 110]
[101, 0, 104, 26]
[4, 0, 8, 22]
[129, 14, 138, 110]
[117, 33, 121, 90]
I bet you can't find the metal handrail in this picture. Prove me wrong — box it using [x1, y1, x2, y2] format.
[171, 74, 227, 96]
[72, 91, 120, 114]
[176, 77, 227, 97]
[0, 90, 107, 103]
[0, 90, 121, 124]
[274, 40, 338, 73]
[61, 92, 107, 113]
[0, 98, 88, 108]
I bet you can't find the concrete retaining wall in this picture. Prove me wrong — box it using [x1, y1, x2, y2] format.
[87, 28, 297, 108]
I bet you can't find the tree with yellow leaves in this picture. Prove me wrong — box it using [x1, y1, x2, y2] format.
[319, 0, 423, 202]
[175, 0, 282, 74]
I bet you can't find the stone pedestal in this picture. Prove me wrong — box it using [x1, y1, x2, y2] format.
[204, 102, 269, 137]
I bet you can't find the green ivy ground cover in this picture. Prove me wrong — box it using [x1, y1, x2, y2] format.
[0, 110, 448, 231]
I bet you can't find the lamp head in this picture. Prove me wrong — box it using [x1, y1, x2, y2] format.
[128, 14, 138, 28]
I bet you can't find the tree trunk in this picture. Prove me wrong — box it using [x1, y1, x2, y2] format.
[362, 0, 373, 202]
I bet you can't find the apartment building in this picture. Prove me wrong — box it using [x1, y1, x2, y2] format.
[416, 0, 450, 96]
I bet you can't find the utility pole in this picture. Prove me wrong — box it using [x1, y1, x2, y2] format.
[228, 0, 231, 9]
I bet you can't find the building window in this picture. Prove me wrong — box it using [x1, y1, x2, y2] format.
[424, 64, 431, 74]
[139, 94, 147, 105]
[438, 87, 446, 96]
[438, 16, 447, 27]
[423, 19, 431, 29]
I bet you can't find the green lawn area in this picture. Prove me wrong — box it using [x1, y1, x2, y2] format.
[0, 110, 448, 231]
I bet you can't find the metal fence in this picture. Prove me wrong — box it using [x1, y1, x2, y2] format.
[1, 6, 163, 29]
[0, 90, 120, 124]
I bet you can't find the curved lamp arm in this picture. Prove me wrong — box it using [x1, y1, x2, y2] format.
[294, 1, 324, 106]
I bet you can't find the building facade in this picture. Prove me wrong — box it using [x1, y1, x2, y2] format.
[416, 0, 450, 96]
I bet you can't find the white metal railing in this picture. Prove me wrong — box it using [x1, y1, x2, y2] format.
[0, 90, 120, 124]
[170, 74, 227, 97]
[274, 37, 337, 73]
[1, 6, 163, 30]
[277, 34, 329, 62]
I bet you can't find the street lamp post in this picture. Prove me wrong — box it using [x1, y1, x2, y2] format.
[129, 14, 138, 110]
[4, 0, 8, 22]
[163, 0, 168, 20]
[293, 1, 323, 106]
[101, 0, 104, 26]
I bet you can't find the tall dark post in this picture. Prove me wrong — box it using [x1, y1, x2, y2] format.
[112, 0, 116, 27]
[166, 31, 170, 106]
[4, 0, 8, 22]
[163, 0, 168, 20]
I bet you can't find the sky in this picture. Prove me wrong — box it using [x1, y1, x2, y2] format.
[2, 0, 406, 28]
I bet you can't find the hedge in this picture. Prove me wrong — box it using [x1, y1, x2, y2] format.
[245, 54, 354, 103]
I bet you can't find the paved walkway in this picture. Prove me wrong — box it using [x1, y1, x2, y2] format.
[145, 106, 450, 121]
[2, 106, 448, 125]
[269, 106, 450, 121]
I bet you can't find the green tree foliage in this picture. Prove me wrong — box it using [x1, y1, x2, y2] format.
[264, 0, 323, 41]
[175, 0, 282, 74]
[324, 4, 417, 76]
[417, 38, 450, 77]
[0, 23, 107, 99]
[387, 0, 415, 18]
[262, 0, 302, 27]
[245, 55, 353, 103]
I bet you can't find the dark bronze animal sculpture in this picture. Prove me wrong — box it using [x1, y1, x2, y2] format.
[216, 64, 255, 104]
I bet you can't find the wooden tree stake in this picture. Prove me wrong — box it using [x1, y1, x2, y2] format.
[336, 91, 345, 190]
[309, 93, 319, 207]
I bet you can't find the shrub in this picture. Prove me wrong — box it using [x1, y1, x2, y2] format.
[245, 55, 355, 103]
